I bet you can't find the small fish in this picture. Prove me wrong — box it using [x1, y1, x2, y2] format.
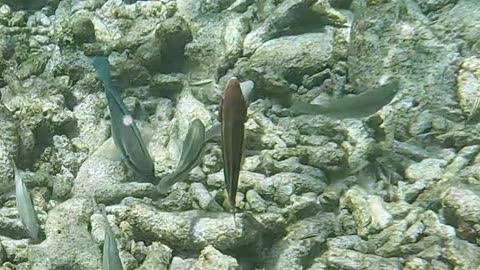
[92, 56, 157, 183]
[157, 119, 206, 193]
[14, 161, 40, 240]
[290, 81, 399, 119]
[101, 208, 123, 270]
[219, 77, 247, 220]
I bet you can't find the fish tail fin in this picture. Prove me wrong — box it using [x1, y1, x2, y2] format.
[156, 173, 176, 195]
[92, 56, 111, 85]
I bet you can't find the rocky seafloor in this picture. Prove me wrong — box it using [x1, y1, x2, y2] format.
[1, 0, 480, 269]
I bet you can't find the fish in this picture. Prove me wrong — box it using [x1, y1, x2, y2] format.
[14, 161, 40, 240]
[205, 122, 221, 142]
[157, 119, 206, 194]
[92, 56, 157, 184]
[101, 207, 123, 270]
[290, 81, 399, 119]
[219, 77, 247, 220]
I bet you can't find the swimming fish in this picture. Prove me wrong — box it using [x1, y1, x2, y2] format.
[290, 81, 399, 119]
[14, 161, 40, 240]
[219, 77, 247, 219]
[199, 80, 253, 144]
[157, 119, 206, 194]
[101, 207, 123, 270]
[92, 56, 157, 184]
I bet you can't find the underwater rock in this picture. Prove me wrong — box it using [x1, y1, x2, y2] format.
[434, 0, 480, 54]
[456, 56, 480, 119]
[416, 0, 458, 12]
[72, 156, 156, 204]
[0, 144, 14, 200]
[245, 189, 268, 213]
[0, 237, 29, 264]
[369, 209, 423, 257]
[16, 53, 50, 80]
[150, 73, 185, 97]
[70, 13, 95, 44]
[265, 213, 337, 270]
[109, 52, 152, 88]
[302, 142, 345, 173]
[156, 182, 193, 211]
[28, 197, 101, 269]
[72, 92, 110, 153]
[348, 0, 460, 140]
[0, 241, 4, 263]
[442, 187, 480, 225]
[115, 198, 262, 252]
[446, 238, 480, 269]
[170, 256, 197, 270]
[408, 110, 433, 137]
[415, 146, 480, 208]
[192, 245, 239, 270]
[207, 170, 264, 190]
[326, 235, 371, 253]
[243, 31, 335, 98]
[183, 8, 249, 84]
[343, 187, 393, 236]
[190, 182, 223, 211]
[137, 242, 172, 270]
[405, 158, 446, 183]
[90, 0, 174, 52]
[340, 119, 383, 174]
[2, 77, 75, 162]
[35, 135, 88, 199]
[319, 247, 402, 270]
[151, 16, 191, 73]
[270, 172, 326, 205]
[243, 0, 316, 55]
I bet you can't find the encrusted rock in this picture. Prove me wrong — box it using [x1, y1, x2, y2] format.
[192, 245, 239, 270]
[72, 156, 156, 204]
[137, 242, 172, 270]
[28, 197, 101, 269]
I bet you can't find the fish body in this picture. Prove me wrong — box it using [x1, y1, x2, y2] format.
[157, 119, 206, 193]
[102, 211, 123, 270]
[14, 162, 39, 240]
[219, 77, 247, 217]
[92, 56, 156, 183]
[290, 81, 399, 119]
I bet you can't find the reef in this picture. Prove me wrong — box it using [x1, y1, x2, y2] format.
[1, 0, 480, 269]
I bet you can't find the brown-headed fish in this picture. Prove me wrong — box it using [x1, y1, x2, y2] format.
[219, 77, 247, 220]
